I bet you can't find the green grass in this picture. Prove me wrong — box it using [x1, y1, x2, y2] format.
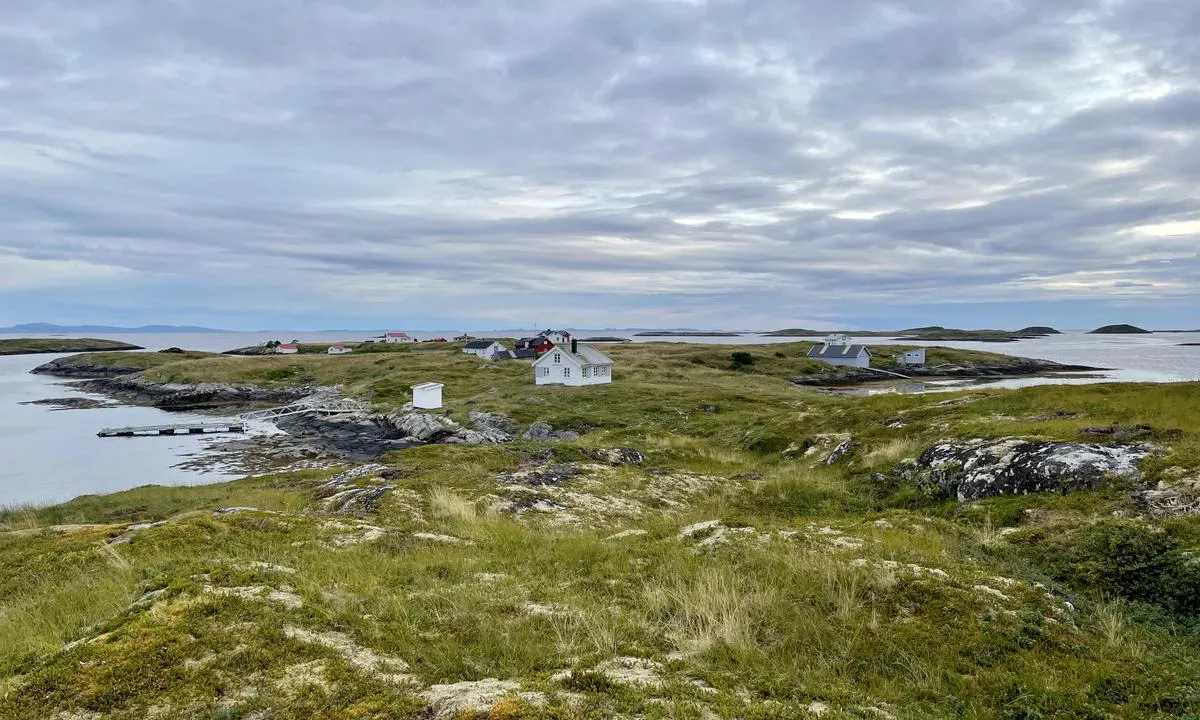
[3, 345, 1200, 717]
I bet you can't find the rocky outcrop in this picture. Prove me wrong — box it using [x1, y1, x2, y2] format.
[78, 374, 311, 410]
[32, 357, 150, 379]
[522, 421, 580, 442]
[896, 438, 1152, 502]
[789, 358, 1101, 387]
[582, 448, 645, 465]
[470, 411, 515, 443]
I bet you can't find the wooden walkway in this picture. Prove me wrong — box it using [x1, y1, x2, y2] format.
[98, 422, 246, 438]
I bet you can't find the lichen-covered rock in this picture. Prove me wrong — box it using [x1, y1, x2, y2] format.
[470, 411, 515, 443]
[386, 406, 461, 442]
[582, 448, 645, 465]
[899, 438, 1152, 501]
[824, 437, 855, 465]
[521, 421, 580, 442]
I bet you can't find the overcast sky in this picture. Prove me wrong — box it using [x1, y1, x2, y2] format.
[1, 0, 1197, 331]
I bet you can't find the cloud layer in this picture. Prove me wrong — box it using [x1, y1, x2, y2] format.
[1, 0, 1197, 329]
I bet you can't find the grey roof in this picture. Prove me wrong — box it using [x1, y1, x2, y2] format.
[493, 351, 514, 360]
[537, 343, 613, 366]
[807, 344, 871, 359]
[464, 340, 499, 349]
[513, 348, 537, 359]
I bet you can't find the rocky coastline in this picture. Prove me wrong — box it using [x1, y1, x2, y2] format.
[789, 357, 1102, 387]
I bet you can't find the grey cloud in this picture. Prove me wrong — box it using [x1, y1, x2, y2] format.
[0, 0, 1197, 324]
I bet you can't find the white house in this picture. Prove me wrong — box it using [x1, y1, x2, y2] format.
[895, 348, 926, 366]
[542, 329, 572, 345]
[533, 341, 614, 386]
[412, 382, 444, 409]
[328, 344, 352, 355]
[276, 343, 299, 355]
[807, 338, 871, 368]
[462, 340, 508, 359]
[385, 332, 416, 343]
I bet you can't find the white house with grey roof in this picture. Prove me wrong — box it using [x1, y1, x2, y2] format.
[533, 341, 613, 386]
[808, 336, 871, 368]
[462, 340, 508, 359]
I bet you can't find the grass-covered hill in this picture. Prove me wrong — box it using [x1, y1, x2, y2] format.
[4, 343, 1200, 718]
[0, 337, 142, 356]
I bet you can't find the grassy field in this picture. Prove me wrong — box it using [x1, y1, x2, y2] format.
[0, 338, 142, 356]
[3, 344, 1199, 718]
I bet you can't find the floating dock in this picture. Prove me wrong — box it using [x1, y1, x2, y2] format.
[97, 422, 247, 438]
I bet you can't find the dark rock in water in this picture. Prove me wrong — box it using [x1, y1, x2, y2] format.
[20, 397, 116, 410]
[582, 448, 645, 465]
[825, 437, 855, 465]
[788, 357, 1103, 387]
[897, 438, 1152, 501]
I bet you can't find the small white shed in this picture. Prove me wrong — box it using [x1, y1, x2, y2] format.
[412, 382, 444, 409]
[327, 344, 352, 355]
[896, 348, 926, 366]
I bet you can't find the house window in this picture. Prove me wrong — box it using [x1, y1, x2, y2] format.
[553, 353, 561, 364]
[541, 367, 549, 377]
[564, 367, 571, 378]
[582, 367, 590, 377]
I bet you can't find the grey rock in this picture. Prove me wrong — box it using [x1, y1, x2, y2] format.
[279, 413, 421, 461]
[498, 463, 582, 486]
[522, 421, 554, 442]
[322, 485, 395, 515]
[899, 438, 1152, 502]
[825, 437, 855, 465]
[582, 448, 645, 466]
[386, 405, 461, 442]
[470, 411, 516, 442]
[76, 374, 311, 411]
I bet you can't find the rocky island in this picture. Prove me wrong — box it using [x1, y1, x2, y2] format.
[1090, 324, 1152, 334]
[5, 341, 1200, 718]
[766, 326, 1063, 342]
[0, 337, 143, 356]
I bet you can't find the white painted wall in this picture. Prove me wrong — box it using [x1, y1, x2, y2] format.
[534, 349, 612, 386]
[896, 349, 926, 366]
[820, 354, 870, 369]
[462, 342, 506, 359]
[412, 383, 443, 409]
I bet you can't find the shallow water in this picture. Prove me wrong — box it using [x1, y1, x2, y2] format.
[1, 329, 1197, 506]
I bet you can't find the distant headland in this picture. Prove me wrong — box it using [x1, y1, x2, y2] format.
[1088, 324, 1151, 334]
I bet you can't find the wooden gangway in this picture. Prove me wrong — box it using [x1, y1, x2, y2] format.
[98, 422, 246, 438]
[97, 397, 369, 438]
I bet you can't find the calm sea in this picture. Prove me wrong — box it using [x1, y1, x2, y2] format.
[1, 330, 1197, 506]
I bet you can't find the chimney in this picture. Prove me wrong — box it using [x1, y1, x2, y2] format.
[571, 339, 578, 354]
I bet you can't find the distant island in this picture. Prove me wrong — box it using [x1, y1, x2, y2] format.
[0, 338, 143, 356]
[765, 326, 1061, 342]
[579, 336, 633, 343]
[633, 331, 744, 337]
[1089, 324, 1151, 334]
[0, 322, 228, 334]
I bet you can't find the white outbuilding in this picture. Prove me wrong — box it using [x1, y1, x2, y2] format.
[327, 344, 352, 355]
[385, 332, 416, 343]
[276, 343, 299, 355]
[412, 382, 444, 409]
[895, 348, 926, 366]
[533, 341, 614, 386]
[462, 340, 508, 359]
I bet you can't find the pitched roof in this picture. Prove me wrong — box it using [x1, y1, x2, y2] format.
[807, 344, 870, 359]
[493, 351, 514, 360]
[513, 348, 537, 359]
[386, 332, 409, 337]
[278, 343, 298, 349]
[534, 343, 614, 367]
[464, 340, 499, 349]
